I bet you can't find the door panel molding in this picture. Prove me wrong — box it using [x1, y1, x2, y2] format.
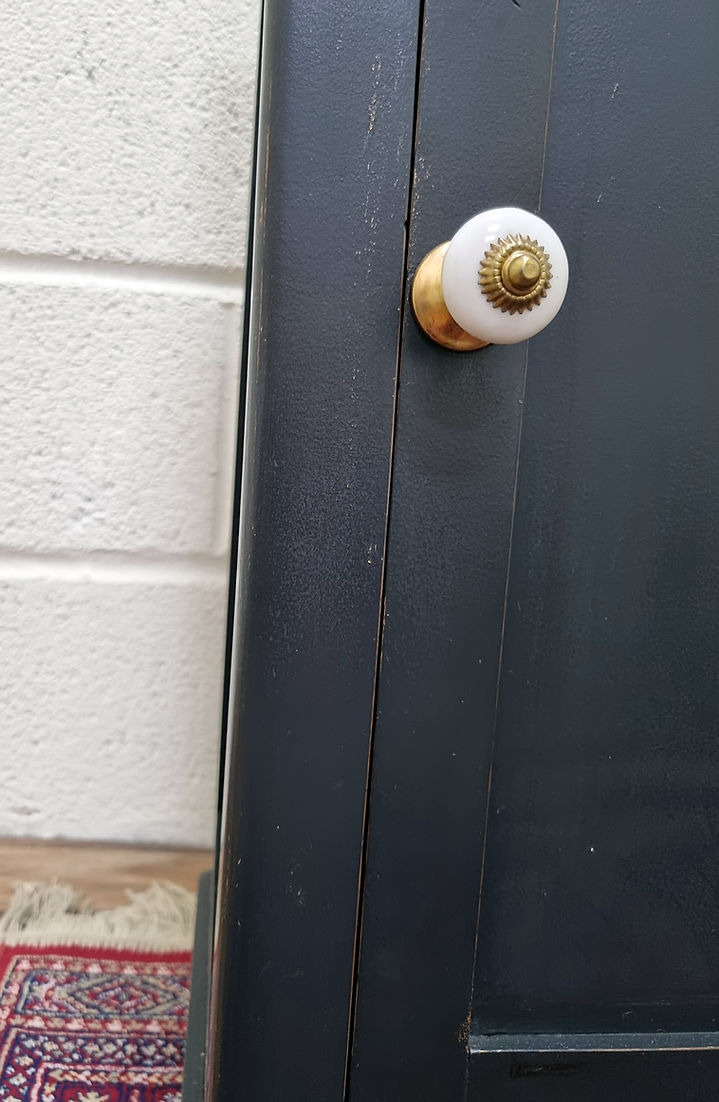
[347, 1, 560, 1099]
[207, 3, 422, 1099]
[469, 1037, 719, 1101]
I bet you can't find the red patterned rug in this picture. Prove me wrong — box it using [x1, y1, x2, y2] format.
[0, 885, 194, 1102]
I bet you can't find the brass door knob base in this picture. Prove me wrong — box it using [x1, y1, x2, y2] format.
[411, 208, 569, 350]
[411, 243, 490, 352]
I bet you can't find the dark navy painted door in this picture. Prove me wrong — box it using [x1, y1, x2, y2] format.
[349, 1, 719, 1099]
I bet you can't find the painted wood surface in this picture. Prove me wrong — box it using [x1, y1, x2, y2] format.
[353, 0, 719, 1098]
[207, 2, 422, 1099]
[348, 1, 559, 1098]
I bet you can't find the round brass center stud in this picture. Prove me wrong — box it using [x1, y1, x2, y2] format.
[479, 233, 553, 314]
[502, 250, 542, 294]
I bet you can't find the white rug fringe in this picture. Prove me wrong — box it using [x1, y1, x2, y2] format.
[0, 880, 197, 951]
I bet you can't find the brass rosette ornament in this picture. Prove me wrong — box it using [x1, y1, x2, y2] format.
[478, 234, 552, 315]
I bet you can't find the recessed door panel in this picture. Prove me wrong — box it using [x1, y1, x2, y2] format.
[350, 0, 719, 1098]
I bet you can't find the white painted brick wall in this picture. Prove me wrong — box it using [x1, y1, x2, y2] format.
[0, 0, 259, 267]
[0, 0, 261, 846]
[0, 578, 226, 844]
[0, 285, 236, 555]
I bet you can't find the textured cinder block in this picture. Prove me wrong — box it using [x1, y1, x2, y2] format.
[0, 284, 237, 554]
[0, 577, 227, 846]
[0, 0, 259, 267]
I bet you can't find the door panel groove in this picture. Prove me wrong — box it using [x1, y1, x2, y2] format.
[343, 3, 428, 1098]
[537, 0, 561, 208]
[464, 339, 530, 1102]
[208, 4, 423, 1098]
[348, 2, 562, 1099]
[465, 0, 561, 1075]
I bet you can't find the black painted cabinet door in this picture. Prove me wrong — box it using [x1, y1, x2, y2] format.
[348, 1, 719, 1100]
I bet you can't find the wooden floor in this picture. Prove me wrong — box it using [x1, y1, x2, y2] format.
[0, 839, 213, 912]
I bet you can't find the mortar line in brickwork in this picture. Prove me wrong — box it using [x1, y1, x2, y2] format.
[0, 251, 246, 303]
[0, 549, 229, 586]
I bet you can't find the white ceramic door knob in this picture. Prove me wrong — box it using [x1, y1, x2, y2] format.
[411, 207, 569, 350]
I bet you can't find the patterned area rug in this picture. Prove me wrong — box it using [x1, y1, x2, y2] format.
[0, 884, 194, 1102]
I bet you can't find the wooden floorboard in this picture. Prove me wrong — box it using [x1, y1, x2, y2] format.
[0, 839, 213, 912]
